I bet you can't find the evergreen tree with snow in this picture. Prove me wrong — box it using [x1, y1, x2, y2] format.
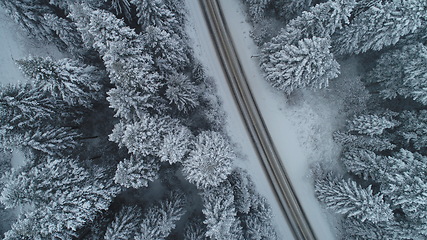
[0, 83, 58, 130]
[261, 37, 340, 94]
[201, 182, 244, 240]
[111, 0, 132, 21]
[183, 131, 234, 189]
[0, 158, 119, 239]
[315, 173, 393, 223]
[347, 114, 398, 136]
[165, 73, 199, 113]
[332, 0, 427, 55]
[109, 115, 176, 156]
[333, 131, 396, 152]
[341, 148, 383, 180]
[367, 44, 427, 105]
[16, 56, 103, 108]
[131, 0, 179, 33]
[134, 192, 186, 240]
[114, 154, 160, 189]
[158, 125, 192, 164]
[104, 206, 142, 240]
[242, 0, 271, 22]
[397, 110, 427, 151]
[273, 0, 312, 21]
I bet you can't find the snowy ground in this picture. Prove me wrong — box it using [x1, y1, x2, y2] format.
[185, 0, 294, 238]
[185, 0, 358, 239]
[0, 7, 63, 169]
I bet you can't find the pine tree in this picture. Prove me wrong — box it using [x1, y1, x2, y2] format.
[16, 56, 103, 108]
[183, 219, 207, 240]
[201, 182, 244, 240]
[157, 125, 192, 164]
[333, 131, 396, 152]
[241, 193, 277, 240]
[142, 26, 189, 73]
[341, 148, 382, 180]
[183, 131, 234, 189]
[332, 0, 427, 55]
[261, 37, 340, 94]
[109, 115, 176, 156]
[315, 173, 393, 223]
[347, 114, 398, 136]
[367, 44, 427, 105]
[134, 192, 186, 240]
[242, 0, 271, 22]
[0, 84, 57, 130]
[228, 168, 254, 214]
[397, 110, 427, 151]
[111, 0, 132, 21]
[114, 154, 160, 189]
[165, 73, 199, 113]
[104, 206, 142, 240]
[0, 158, 119, 239]
[273, 0, 312, 21]
[380, 149, 427, 223]
[130, 0, 179, 32]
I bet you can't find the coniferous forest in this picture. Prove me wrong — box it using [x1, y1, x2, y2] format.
[242, 0, 427, 239]
[0, 1, 278, 239]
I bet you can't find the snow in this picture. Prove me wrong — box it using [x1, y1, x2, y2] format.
[0, 6, 64, 169]
[185, 0, 293, 238]
[185, 0, 348, 239]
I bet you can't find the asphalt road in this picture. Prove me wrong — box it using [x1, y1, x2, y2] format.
[199, 1, 317, 239]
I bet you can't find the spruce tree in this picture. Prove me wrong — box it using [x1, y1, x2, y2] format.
[261, 37, 340, 94]
[114, 154, 160, 189]
[315, 173, 393, 223]
[183, 131, 234, 189]
[104, 206, 142, 240]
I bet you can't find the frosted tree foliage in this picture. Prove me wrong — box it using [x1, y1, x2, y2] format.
[347, 114, 398, 136]
[398, 110, 427, 151]
[261, 37, 340, 94]
[333, 0, 427, 55]
[131, 0, 179, 32]
[367, 44, 427, 105]
[104, 206, 142, 240]
[315, 173, 393, 223]
[158, 125, 192, 164]
[0, 159, 119, 239]
[183, 131, 234, 189]
[242, 0, 271, 22]
[342, 148, 382, 181]
[134, 192, 186, 240]
[201, 183, 244, 240]
[165, 73, 199, 113]
[16, 56, 103, 108]
[114, 154, 160, 189]
[109, 115, 175, 156]
[333, 131, 396, 152]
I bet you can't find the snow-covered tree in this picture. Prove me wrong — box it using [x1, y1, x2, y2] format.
[397, 110, 427, 151]
[380, 149, 427, 223]
[0, 84, 57, 130]
[131, 0, 179, 32]
[111, 0, 132, 21]
[315, 173, 393, 223]
[341, 148, 382, 180]
[104, 206, 142, 240]
[261, 37, 340, 94]
[333, 131, 396, 152]
[0, 158, 119, 239]
[114, 154, 160, 189]
[142, 26, 189, 73]
[201, 182, 244, 240]
[109, 115, 175, 156]
[347, 114, 398, 136]
[165, 73, 199, 112]
[228, 169, 254, 214]
[241, 193, 277, 240]
[242, 0, 271, 22]
[183, 219, 207, 240]
[158, 125, 192, 164]
[273, 0, 312, 21]
[16, 56, 103, 108]
[134, 192, 186, 240]
[332, 0, 427, 55]
[183, 131, 234, 189]
[367, 44, 427, 105]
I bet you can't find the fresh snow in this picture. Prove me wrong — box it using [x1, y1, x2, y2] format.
[186, 0, 343, 239]
[0, 6, 64, 169]
[185, 0, 294, 238]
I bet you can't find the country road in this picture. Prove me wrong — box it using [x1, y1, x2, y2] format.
[199, 1, 317, 239]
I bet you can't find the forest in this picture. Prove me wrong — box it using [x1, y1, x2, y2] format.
[0, 0, 278, 239]
[242, 0, 427, 239]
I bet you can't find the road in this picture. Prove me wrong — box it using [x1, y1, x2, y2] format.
[199, 1, 317, 239]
